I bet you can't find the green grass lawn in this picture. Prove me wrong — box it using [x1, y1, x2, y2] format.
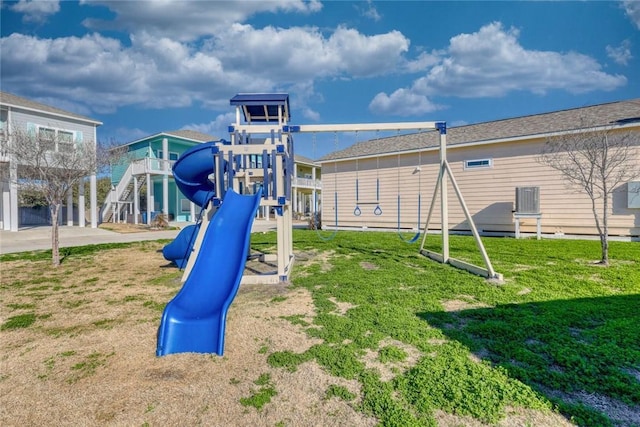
[257, 230, 640, 426]
[2, 231, 638, 426]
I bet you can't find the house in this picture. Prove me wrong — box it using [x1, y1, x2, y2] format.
[106, 130, 322, 224]
[292, 154, 322, 219]
[103, 130, 216, 224]
[318, 99, 640, 238]
[0, 91, 102, 232]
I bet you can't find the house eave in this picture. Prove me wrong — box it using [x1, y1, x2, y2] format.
[1, 102, 102, 126]
[318, 121, 640, 164]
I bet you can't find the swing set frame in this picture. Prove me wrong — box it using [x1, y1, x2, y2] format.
[289, 121, 502, 281]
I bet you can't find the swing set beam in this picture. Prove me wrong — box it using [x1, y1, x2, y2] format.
[285, 122, 441, 133]
[289, 120, 502, 281]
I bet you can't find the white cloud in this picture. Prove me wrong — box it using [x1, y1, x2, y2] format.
[404, 51, 442, 73]
[10, 0, 59, 23]
[622, 0, 640, 29]
[182, 112, 237, 139]
[412, 22, 625, 98]
[212, 24, 409, 81]
[106, 127, 149, 145]
[80, 0, 322, 42]
[360, 0, 382, 22]
[606, 40, 633, 65]
[368, 89, 441, 116]
[1, 1, 410, 118]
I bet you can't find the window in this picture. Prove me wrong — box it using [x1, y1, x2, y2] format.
[0, 109, 8, 133]
[58, 131, 75, 152]
[464, 158, 492, 170]
[180, 199, 191, 212]
[156, 150, 179, 161]
[39, 127, 55, 140]
[58, 131, 74, 143]
[36, 126, 78, 152]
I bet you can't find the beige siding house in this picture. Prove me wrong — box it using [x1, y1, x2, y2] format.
[318, 99, 640, 238]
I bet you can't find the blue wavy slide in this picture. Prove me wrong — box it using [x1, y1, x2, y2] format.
[156, 140, 262, 356]
[156, 188, 262, 356]
[162, 141, 220, 267]
[162, 223, 201, 269]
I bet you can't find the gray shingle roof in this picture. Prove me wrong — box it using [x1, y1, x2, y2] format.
[320, 98, 640, 162]
[294, 154, 317, 165]
[0, 91, 102, 125]
[165, 129, 217, 142]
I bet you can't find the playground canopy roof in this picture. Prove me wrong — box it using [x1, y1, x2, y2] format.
[230, 93, 290, 124]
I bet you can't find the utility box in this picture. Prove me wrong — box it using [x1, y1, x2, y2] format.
[515, 186, 540, 214]
[629, 182, 640, 209]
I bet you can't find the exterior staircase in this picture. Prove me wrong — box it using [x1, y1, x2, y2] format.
[100, 161, 147, 223]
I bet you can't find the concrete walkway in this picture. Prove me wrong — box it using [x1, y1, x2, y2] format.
[0, 220, 282, 255]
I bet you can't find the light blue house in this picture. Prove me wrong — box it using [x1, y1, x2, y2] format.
[102, 130, 216, 224]
[104, 129, 323, 225]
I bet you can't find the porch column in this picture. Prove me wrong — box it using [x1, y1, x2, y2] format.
[311, 166, 317, 215]
[133, 176, 140, 225]
[66, 191, 73, 226]
[292, 165, 298, 216]
[146, 173, 153, 225]
[111, 186, 117, 223]
[78, 179, 85, 227]
[2, 180, 10, 230]
[90, 173, 97, 228]
[162, 137, 169, 217]
[9, 162, 18, 231]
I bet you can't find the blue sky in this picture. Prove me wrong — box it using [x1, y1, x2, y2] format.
[2, 0, 639, 159]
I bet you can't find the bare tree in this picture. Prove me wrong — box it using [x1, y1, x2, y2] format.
[9, 127, 99, 266]
[538, 124, 640, 265]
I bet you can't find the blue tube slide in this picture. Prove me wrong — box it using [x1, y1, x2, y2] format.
[156, 188, 262, 356]
[172, 141, 221, 209]
[162, 141, 220, 267]
[161, 223, 201, 269]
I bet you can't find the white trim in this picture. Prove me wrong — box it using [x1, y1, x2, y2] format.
[116, 132, 212, 149]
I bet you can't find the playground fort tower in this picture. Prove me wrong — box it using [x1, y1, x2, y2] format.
[184, 93, 500, 285]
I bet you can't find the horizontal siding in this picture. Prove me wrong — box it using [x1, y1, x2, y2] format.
[8, 109, 97, 144]
[322, 138, 640, 237]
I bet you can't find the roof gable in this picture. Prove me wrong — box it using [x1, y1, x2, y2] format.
[0, 91, 102, 125]
[119, 129, 218, 148]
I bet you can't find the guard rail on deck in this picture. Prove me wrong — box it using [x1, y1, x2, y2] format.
[293, 177, 322, 189]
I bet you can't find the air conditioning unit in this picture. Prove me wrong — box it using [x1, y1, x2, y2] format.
[515, 187, 540, 214]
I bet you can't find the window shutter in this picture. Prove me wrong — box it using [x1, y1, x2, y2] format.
[75, 131, 83, 147]
[27, 122, 36, 138]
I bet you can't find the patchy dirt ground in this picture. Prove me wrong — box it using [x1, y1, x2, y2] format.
[1, 243, 576, 426]
[0, 243, 375, 426]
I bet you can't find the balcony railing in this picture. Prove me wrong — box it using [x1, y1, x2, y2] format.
[131, 157, 175, 175]
[293, 177, 322, 189]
